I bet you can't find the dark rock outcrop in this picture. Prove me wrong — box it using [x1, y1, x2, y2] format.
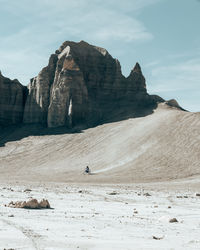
[166, 99, 186, 111]
[23, 41, 164, 128]
[0, 41, 167, 129]
[0, 71, 27, 126]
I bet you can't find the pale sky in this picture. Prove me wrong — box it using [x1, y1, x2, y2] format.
[0, 0, 200, 111]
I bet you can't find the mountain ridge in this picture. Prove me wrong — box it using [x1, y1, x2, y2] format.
[0, 40, 184, 129]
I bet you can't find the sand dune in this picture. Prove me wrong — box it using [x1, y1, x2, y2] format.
[0, 103, 200, 183]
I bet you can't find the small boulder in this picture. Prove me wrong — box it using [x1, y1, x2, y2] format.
[7, 198, 50, 209]
[144, 192, 151, 197]
[169, 218, 178, 223]
[24, 189, 32, 192]
[108, 192, 118, 195]
[153, 235, 164, 240]
[8, 214, 14, 217]
[39, 199, 51, 208]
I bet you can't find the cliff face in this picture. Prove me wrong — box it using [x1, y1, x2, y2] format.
[0, 41, 165, 128]
[0, 72, 26, 126]
[23, 41, 161, 128]
[23, 54, 58, 125]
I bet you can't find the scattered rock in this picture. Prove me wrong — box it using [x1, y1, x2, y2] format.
[8, 214, 14, 217]
[196, 193, 200, 197]
[144, 192, 151, 197]
[169, 218, 178, 223]
[108, 192, 118, 195]
[153, 235, 164, 240]
[176, 196, 182, 198]
[24, 189, 32, 192]
[7, 199, 50, 209]
[168, 206, 171, 209]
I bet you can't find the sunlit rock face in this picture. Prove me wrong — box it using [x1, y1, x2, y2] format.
[23, 54, 58, 125]
[0, 71, 27, 126]
[22, 40, 164, 128]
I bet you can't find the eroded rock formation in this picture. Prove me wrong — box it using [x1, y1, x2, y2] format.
[23, 41, 164, 128]
[0, 41, 167, 128]
[0, 71, 27, 125]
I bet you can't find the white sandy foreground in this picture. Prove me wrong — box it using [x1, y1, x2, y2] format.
[0, 180, 200, 250]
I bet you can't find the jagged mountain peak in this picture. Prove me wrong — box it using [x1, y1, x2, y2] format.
[0, 40, 185, 128]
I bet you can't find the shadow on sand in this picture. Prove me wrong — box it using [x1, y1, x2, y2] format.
[0, 102, 158, 147]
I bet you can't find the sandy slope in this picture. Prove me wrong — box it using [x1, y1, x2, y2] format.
[0, 103, 200, 183]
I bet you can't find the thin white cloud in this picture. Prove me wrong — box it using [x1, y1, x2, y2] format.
[151, 58, 200, 86]
[148, 58, 200, 111]
[0, 0, 157, 44]
[0, 0, 159, 83]
[144, 60, 161, 68]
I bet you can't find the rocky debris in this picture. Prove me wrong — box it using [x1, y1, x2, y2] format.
[143, 192, 151, 197]
[169, 218, 178, 223]
[133, 208, 138, 214]
[153, 235, 164, 240]
[8, 214, 14, 217]
[7, 198, 50, 209]
[108, 192, 118, 195]
[168, 206, 171, 209]
[0, 71, 27, 126]
[24, 189, 32, 192]
[196, 193, 200, 197]
[177, 195, 189, 198]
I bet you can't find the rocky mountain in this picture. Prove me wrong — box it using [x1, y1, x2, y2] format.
[0, 71, 27, 126]
[1, 40, 165, 128]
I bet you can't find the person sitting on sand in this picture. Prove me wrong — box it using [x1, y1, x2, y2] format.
[85, 166, 90, 174]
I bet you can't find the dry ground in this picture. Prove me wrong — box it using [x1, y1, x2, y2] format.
[0, 182, 200, 250]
